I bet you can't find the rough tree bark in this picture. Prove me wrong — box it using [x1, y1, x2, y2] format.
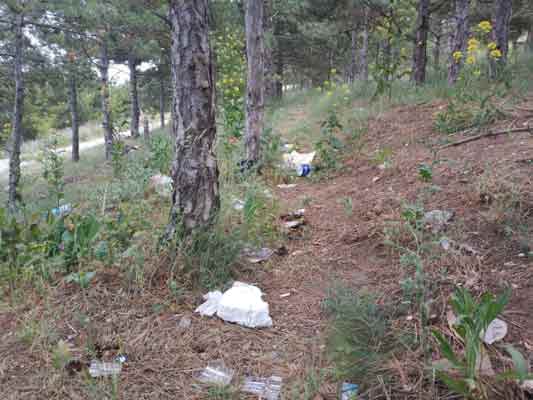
[159, 68, 165, 128]
[143, 116, 150, 141]
[68, 66, 79, 162]
[359, 7, 369, 81]
[433, 19, 442, 70]
[448, 0, 471, 84]
[98, 39, 114, 160]
[490, 0, 512, 77]
[528, 29, 533, 52]
[128, 52, 140, 138]
[244, 0, 265, 163]
[349, 29, 357, 83]
[411, 0, 431, 84]
[7, 11, 24, 211]
[167, 0, 219, 235]
[263, 0, 275, 100]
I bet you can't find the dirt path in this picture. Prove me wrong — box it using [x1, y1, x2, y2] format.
[1, 103, 532, 399]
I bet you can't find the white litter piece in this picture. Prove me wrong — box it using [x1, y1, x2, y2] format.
[89, 360, 122, 377]
[232, 199, 245, 211]
[195, 282, 273, 328]
[423, 210, 454, 233]
[282, 151, 316, 171]
[195, 291, 223, 317]
[195, 360, 234, 386]
[177, 316, 192, 330]
[521, 380, 533, 393]
[217, 282, 273, 328]
[283, 220, 304, 229]
[149, 174, 173, 197]
[51, 204, 73, 218]
[277, 184, 297, 189]
[280, 292, 291, 298]
[241, 247, 275, 263]
[481, 318, 508, 345]
[242, 375, 283, 400]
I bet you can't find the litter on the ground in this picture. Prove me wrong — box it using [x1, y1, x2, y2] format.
[51, 204, 72, 218]
[115, 354, 127, 364]
[241, 375, 283, 400]
[423, 210, 454, 232]
[281, 143, 295, 152]
[241, 247, 275, 263]
[283, 220, 304, 229]
[89, 360, 122, 377]
[340, 382, 359, 400]
[195, 282, 273, 328]
[280, 292, 291, 298]
[195, 291, 223, 317]
[521, 380, 533, 393]
[232, 198, 245, 211]
[277, 183, 298, 189]
[283, 151, 316, 171]
[281, 208, 306, 230]
[482, 318, 508, 345]
[297, 163, 312, 177]
[194, 360, 234, 386]
[177, 315, 192, 330]
[149, 174, 173, 197]
[439, 238, 479, 255]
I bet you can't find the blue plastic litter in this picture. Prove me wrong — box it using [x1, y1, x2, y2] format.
[340, 382, 359, 400]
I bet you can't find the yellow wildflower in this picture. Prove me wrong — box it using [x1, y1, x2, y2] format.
[490, 49, 502, 59]
[478, 20, 492, 33]
[487, 42, 498, 50]
[452, 51, 463, 63]
[467, 38, 480, 53]
[466, 55, 476, 65]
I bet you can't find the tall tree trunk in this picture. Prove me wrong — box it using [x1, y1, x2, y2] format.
[359, 8, 369, 81]
[411, 0, 431, 84]
[263, 0, 275, 100]
[7, 12, 24, 211]
[98, 39, 114, 160]
[490, 0, 512, 77]
[527, 29, 533, 52]
[128, 53, 140, 138]
[68, 67, 80, 162]
[167, 0, 219, 235]
[448, 0, 471, 84]
[433, 20, 442, 71]
[143, 116, 150, 141]
[383, 39, 392, 81]
[349, 29, 357, 83]
[244, 0, 265, 163]
[159, 68, 165, 128]
[274, 46, 283, 98]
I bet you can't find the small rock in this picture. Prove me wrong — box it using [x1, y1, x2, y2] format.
[423, 210, 454, 233]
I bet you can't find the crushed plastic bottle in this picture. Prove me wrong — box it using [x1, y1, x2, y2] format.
[242, 375, 283, 400]
[195, 360, 234, 386]
[89, 360, 122, 377]
[51, 204, 72, 218]
[340, 382, 359, 400]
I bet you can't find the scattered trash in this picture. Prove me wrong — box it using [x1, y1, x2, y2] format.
[195, 291, 223, 317]
[283, 151, 316, 172]
[195, 282, 273, 328]
[115, 354, 128, 364]
[481, 318, 508, 345]
[238, 159, 257, 173]
[297, 164, 312, 177]
[232, 199, 245, 211]
[241, 247, 275, 263]
[277, 183, 298, 189]
[423, 210, 454, 233]
[242, 375, 283, 400]
[281, 143, 295, 152]
[177, 316, 192, 330]
[51, 203, 72, 218]
[372, 176, 381, 183]
[439, 238, 479, 255]
[195, 360, 234, 386]
[340, 382, 359, 400]
[280, 292, 291, 298]
[89, 360, 122, 377]
[521, 380, 533, 393]
[281, 209, 306, 230]
[149, 174, 173, 197]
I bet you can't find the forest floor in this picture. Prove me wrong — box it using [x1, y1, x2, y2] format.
[1, 96, 533, 399]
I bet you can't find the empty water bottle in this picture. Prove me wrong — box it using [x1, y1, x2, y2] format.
[242, 375, 283, 400]
[89, 360, 122, 377]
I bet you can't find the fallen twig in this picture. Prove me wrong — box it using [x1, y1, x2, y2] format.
[439, 126, 533, 150]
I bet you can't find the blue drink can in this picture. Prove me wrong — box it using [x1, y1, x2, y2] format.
[297, 164, 311, 177]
